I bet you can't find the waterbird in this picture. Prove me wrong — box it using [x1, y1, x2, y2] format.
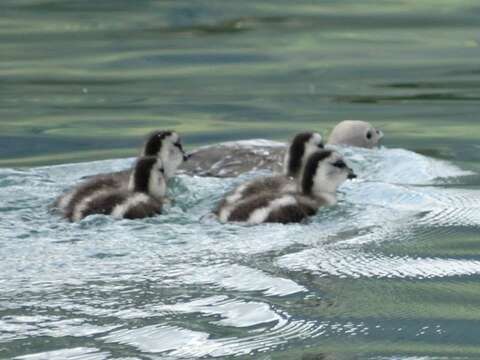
[70, 156, 166, 221]
[214, 132, 324, 213]
[217, 150, 356, 224]
[53, 130, 188, 219]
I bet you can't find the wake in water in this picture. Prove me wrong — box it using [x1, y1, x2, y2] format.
[0, 146, 479, 359]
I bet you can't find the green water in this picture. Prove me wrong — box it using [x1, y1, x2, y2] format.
[2, 1, 480, 360]
[1, 0, 480, 167]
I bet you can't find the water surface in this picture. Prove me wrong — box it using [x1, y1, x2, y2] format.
[1, 146, 480, 359]
[1, 1, 480, 359]
[1, 0, 480, 166]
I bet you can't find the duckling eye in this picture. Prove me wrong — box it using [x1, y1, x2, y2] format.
[159, 168, 165, 174]
[174, 141, 183, 151]
[332, 160, 346, 169]
[366, 131, 372, 140]
[317, 143, 324, 149]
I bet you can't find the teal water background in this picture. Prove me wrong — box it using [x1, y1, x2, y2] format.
[2, 1, 480, 359]
[1, 0, 480, 166]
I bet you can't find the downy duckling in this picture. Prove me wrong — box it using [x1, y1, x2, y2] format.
[69, 157, 166, 222]
[54, 130, 187, 218]
[217, 150, 356, 224]
[214, 132, 323, 213]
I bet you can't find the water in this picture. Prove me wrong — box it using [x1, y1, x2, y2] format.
[1, 147, 479, 359]
[2, 0, 480, 166]
[2, 0, 480, 359]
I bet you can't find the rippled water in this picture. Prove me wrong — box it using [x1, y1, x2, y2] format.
[2, 0, 480, 358]
[2, 0, 480, 166]
[1, 146, 480, 359]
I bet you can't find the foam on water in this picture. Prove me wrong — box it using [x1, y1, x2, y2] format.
[1, 146, 479, 358]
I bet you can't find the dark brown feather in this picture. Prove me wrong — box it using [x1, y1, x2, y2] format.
[62, 174, 125, 219]
[72, 191, 126, 221]
[227, 194, 273, 222]
[123, 198, 163, 219]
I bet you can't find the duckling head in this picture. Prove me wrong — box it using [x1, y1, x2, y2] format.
[301, 150, 356, 202]
[142, 130, 189, 178]
[283, 132, 324, 178]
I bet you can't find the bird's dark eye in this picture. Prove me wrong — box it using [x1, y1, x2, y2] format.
[174, 141, 183, 151]
[332, 160, 346, 168]
[159, 168, 165, 174]
[376, 129, 380, 134]
[317, 143, 324, 148]
[366, 131, 372, 139]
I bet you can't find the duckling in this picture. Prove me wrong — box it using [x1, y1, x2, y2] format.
[217, 150, 356, 224]
[214, 132, 323, 213]
[54, 130, 187, 217]
[69, 157, 166, 222]
[181, 120, 383, 177]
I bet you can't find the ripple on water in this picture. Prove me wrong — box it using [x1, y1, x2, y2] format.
[14, 347, 110, 360]
[1, 146, 479, 358]
[276, 247, 480, 279]
[100, 313, 371, 357]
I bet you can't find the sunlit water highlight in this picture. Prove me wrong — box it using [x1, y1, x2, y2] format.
[1, 146, 479, 359]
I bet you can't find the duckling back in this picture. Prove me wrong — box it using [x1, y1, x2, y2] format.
[54, 172, 129, 219]
[67, 156, 167, 222]
[71, 190, 162, 222]
[219, 192, 321, 224]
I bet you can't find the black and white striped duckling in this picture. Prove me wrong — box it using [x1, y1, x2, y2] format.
[69, 157, 166, 222]
[214, 132, 323, 212]
[54, 130, 187, 218]
[217, 150, 356, 224]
